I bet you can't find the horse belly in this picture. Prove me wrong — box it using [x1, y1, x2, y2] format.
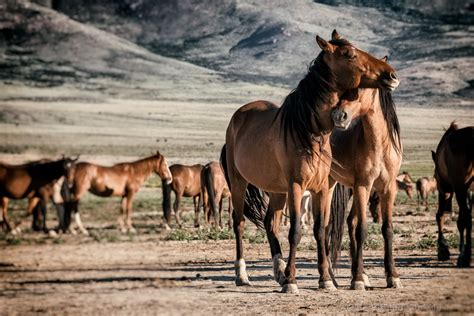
[1, 176, 32, 199]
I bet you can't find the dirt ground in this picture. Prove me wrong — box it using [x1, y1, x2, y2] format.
[1, 196, 473, 315]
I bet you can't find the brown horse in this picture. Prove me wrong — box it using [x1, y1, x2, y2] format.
[201, 161, 232, 229]
[162, 163, 204, 229]
[0, 157, 76, 234]
[222, 30, 399, 293]
[432, 122, 473, 267]
[416, 176, 437, 209]
[329, 85, 403, 290]
[69, 151, 172, 234]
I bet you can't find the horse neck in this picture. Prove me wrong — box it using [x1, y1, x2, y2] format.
[359, 90, 389, 151]
[130, 156, 156, 181]
[30, 161, 64, 184]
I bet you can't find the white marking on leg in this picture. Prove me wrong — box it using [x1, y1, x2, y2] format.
[74, 212, 89, 236]
[387, 277, 403, 288]
[234, 258, 251, 286]
[272, 254, 286, 285]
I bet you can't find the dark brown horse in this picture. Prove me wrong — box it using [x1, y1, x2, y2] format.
[162, 163, 204, 229]
[201, 161, 232, 229]
[222, 30, 399, 293]
[69, 151, 172, 234]
[432, 122, 473, 267]
[0, 157, 76, 234]
[329, 84, 403, 290]
[416, 176, 437, 209]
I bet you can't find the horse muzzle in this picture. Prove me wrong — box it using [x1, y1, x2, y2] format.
[381, 72, 400, 91]
[331, 108, 352, 130]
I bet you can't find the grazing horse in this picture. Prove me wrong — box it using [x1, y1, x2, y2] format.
[329, 85, 403, 290]
[416, 177, 437, 209]
[0, 157, 76, 234]
[201, 161, 232, 229]
[222, 30, 399, 293]
[69, 151, 172, 234]
[162, 164, 204, 229]
[396, 179, 414, 199]
[432, 122, 473, 267]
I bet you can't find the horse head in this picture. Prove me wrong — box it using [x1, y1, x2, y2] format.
[154, 150, 173, 184]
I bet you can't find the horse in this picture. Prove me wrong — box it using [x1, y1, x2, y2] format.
[396, 179, 414, 199]
[221, 29, 400, 293]
[68, 151, 172, 234]
[283, 191, 313, 230]
[31, 176, 73, 234]
[161, 163, 204, 229]
[201, 161, 232, 229]
[329, 85, 403, 290]
[432, 122, 473, 267]
[416, 176, 437, 209]
[0, 157, 76, 234]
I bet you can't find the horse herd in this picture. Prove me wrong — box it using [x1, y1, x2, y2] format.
[0, 30, 472, 294]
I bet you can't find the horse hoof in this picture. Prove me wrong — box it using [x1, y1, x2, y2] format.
[272, 254, 287, 286]
[319, 280, 337, 290]
[10, 229, 18, 236]
[235, 277, 251, 286]
[281, 283, 299, 294]
[362, 273, 371, 287]
[164, 224, 171, 230]
[437, 246, 450, 261]
[387, 277, 403, 288]
[457, 255, 471, 268]
[350, 281, 366, 291]
[129, 227, 137, 234]
[48, 230, 58, 238]
[16, 227, 22, 234]
[82, 230, 90, 236]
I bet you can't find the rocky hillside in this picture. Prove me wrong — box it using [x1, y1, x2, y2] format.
[1, 0, 473, 107]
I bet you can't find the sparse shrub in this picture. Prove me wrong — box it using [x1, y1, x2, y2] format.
[415, 235, 437, 249]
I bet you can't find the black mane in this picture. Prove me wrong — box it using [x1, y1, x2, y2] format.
[379, 89, 401, 153]
[277, 53, 338, 155]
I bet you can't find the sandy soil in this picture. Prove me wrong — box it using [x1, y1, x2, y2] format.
[1, 206, 473, 315]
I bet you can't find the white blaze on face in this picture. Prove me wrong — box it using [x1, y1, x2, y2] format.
[165, 164, 173, 184]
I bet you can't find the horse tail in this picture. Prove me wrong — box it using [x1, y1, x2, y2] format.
[204, 164, 218, 223]
[161, 179, 172, 225]
[329, 183, 351, 268]
[219, 145, 266, 230]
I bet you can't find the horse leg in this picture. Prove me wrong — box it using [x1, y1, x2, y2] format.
[118, 196, 127, 233]
[227, 196, 232, 228]
[27, 197, 41, 231]
[230, 179, 250, 286]
[125, 193, 136, 233]
[455, 188, 471, 267]
[173, 193, 182, 228]
[313, 185, 336, 290]
[436, 192, 452, 261]
[193, 195, 200, 228]
[264, 193, 286, 286]
[218, 195, 224, 229]
[1, 197, 14, 233]
[380, 185, 402, 288]
[282, 182, 303, 294]
[349, 185, 369, 290]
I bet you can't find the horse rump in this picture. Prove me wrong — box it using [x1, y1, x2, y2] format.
[220, 145, 266, 230]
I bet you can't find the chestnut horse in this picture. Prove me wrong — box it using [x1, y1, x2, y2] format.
[329, 85, 403, 290]
[162, 163, 204, 229]
[69, 151, 172, 234]
[416, 177, 437, 209]
[201, 161, 232, 229]
[222, 30, 399, 293]
[432, 122, 473, 267]
[0, 157, 76, 234]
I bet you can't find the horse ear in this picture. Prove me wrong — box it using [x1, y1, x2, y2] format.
[156, 150, 161, 156]
[316, 35, 335, 53]
[73, 155, 80, 162]
[380, 55, 388, 62]
[331, 29, 342, 40]
[431, 150, 436, 162]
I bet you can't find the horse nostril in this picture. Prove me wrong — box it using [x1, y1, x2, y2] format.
[389, 72, 398, 80]
[341, 112, 347, 120]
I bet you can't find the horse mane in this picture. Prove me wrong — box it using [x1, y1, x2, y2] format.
[277, 53, 337, 155]
[379, 89, 401, 154]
